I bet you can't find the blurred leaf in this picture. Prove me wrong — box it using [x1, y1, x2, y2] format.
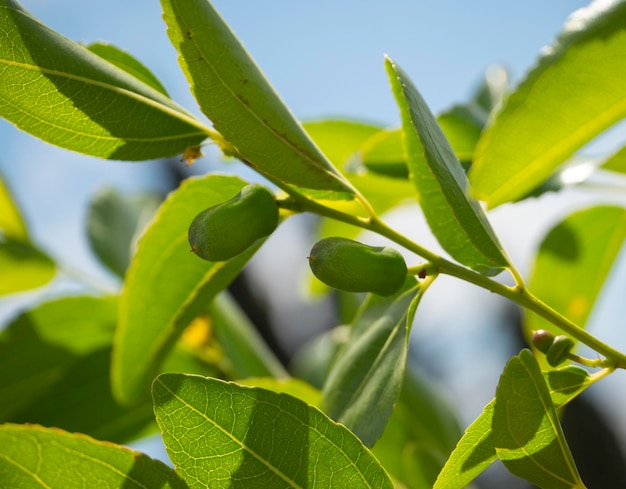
[0, 295, 220, 444]
[359, 128, 409, 179]
[437, 104, 485, 163]
[161, 0, 356, 199]
[493, 350, 585, 488]
[0, 296, 117, 421]
[434, 363, 590, 489]
[87, 41, 169, 95]
[0, 423, 188, 488]
[0, 173, 27, 240]
[385, 57, 510, 276]
[0, 0, 207, 160]
[470, 2, 626, 208]
[153, 374, 394, 488]
[525, 206, 626, 343]
[303, 119, 382, 167]
[472, 65, 509, 114]
[0, 238, 55, 295]
[321, 278, 421, 447]
[87, 188, 163, 278]
[601, 145, 626, 174]
[237, 377, 322, 408]
[208, 292, 287, 379]
[373, 365, 462, 489]
[112, 175, 268, 405]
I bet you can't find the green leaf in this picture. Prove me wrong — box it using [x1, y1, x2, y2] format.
[112, 175, 268, 405]
[237, 377, 322, 408]
[208, 292, 287, 379]
[0, 423, 188, 488]
[0, 173, 28, 240]
[321, 278, 421, 447]
[601, 145, 626, 174]
[160, 0, 356, 198]
[153, 373, 394, 489]
[434, 363, 590, 489]
[303, 119, 382, 168]
[437, 104, 485, 164]
[385, 57, 510, 276]
[87, 187, 163, 278]
[470, 2, 626, 208]
[373, 365, 462, 489]
[0, 0, 208, 160]
[492, 350, 585, 488]
[359, 129, 409, 179]
[525, 206, 626, 341]
[87, 41, 170, 96]
[0, 296, 117, 421]
[0, 239, 55, 295]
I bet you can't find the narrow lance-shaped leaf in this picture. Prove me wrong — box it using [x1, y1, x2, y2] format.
[153, 373, 394, 489]
[493, 350, 586, 488]
[0, 424, 188, 489]
[385, 57, 510, 276]
[112, 175, 270, 405]
[470, 2, 626, 208]
[160, 0, 356, 199]
[87, 41, 170, 96]
[525, 206, 626, 343]
[434, 363, 590, 489]
[321, 278, 421, 447]
[0, 0, 208, 160]
[0, 172, 27, 240]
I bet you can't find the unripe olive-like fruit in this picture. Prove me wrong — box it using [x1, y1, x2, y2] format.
[188, 184, 278, 261]
[546, 335, 575, 367]
[531, 330, 556, 354]
[308, 237, 407, 296]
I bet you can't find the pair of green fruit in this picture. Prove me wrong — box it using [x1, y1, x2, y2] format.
[188, 184, 408, 296]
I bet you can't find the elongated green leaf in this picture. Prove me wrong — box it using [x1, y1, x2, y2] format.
[0, 0, 207, 160]
[434, 364, 590, 489]
[237, 377, 322, 408]
[153, 374, 393, 489]
[0, 173, 27, 240]
[0, 238, 55, 295]
[493, 350, 585, 488]
[437, 104, 485, 163]
[113, 175, 269, 405]
[601, 145, 626, 174]
[0, 423, 188, 488]
[88, 42, 170, 96]
[385, 57, 510, 276]
[87, 188, 163, 278]
[470, 2, 626, 208]
[525, 206, 626, 341]
[321, 278, 421, 447]
[373, 365, 462, 489]
[208, 292, 287, 379]
[160, 0, 355, 198]
[359, 128, 409, 179]
[303, 119, 382, 168]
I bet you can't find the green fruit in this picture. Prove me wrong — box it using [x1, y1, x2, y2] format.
[531, 329, 556, 354]
[308, 237, 407, 296]
[188, 184, 278, 261]
[546, 335, 575, 367]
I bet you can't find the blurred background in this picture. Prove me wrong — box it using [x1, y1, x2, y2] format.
[2, 1, 626, 487]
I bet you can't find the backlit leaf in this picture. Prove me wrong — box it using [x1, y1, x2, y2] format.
[601, 145, 626, 174]
[0, 172, 27, 240]
[385, 57, 510, 276]
[113, 175, 268, 405]
[492, 350, 585, 488]
[0, 239, 55, 295]
[0, 0, 208, 160]
[321, 278, 421, 447]
[470, 2, 626, 207]
[161, 0, 356, 199]
[153, 373, 393, 488]
[0, 423, 188, 488]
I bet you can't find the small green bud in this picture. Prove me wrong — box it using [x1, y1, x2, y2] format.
[188, 184, 278, 261]
[531, 330, 556, 354]
[308, 237, 407, 296]
[546, 335, 575, 367]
